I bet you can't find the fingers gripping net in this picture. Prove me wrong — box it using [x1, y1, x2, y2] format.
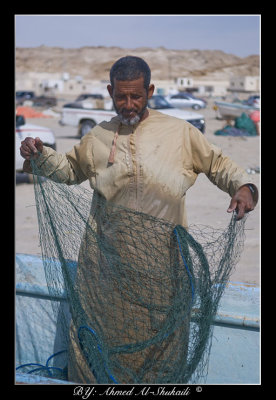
[26, 156, 246, 383]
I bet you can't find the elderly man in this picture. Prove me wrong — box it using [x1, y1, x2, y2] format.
[20, 56, 258, 383]
[20, 56, 257, 224]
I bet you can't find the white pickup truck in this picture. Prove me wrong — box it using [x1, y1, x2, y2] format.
[16, 115, 56, 172]
[60, 95, 205, 137]
[16, 114, 57, 184]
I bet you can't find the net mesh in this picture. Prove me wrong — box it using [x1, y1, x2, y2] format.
[16, 154, 246, 383]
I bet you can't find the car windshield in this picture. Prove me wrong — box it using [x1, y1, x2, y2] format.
[76, 94, 103, 101]
[16, 91, 34, 98]
[148, 96, 173, 109]
[16, 115, 25, 128]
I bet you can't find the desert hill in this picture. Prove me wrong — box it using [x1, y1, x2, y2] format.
[16, 46, 260, 81]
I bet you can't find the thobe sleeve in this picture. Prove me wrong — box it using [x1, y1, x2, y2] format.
[23, 134, 94, 185]
[189, 126, 256, 198]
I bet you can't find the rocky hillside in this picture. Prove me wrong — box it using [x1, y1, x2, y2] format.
[16, 46, 260, 80]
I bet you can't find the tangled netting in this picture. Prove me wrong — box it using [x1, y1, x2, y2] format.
[19, 155, 246, 384]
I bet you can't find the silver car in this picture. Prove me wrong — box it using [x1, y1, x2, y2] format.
[166, 93, 206, 110]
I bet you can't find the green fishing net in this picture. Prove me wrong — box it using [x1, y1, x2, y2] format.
[17, 154, 246, 384]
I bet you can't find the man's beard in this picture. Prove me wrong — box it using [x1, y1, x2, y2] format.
[113, 101, 148, 126]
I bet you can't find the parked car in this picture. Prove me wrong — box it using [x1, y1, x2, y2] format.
[63, 93, 108, 111]
[165, 93, 206, 110]
[16, 91, 57, 107]
[32, 95, 57, 107]
[181, 92, 207, 105]
[243, 95, 260, 108]
[60, 95, 205, 136]
[148, 95, 205, 133]
[60, 103, 117, 136]
[75, 93, 104, 101]
[16, 114, 56, 173]
[16, 91, 35, 105]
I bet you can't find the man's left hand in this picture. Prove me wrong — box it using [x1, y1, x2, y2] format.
[227, 185, 257, 220]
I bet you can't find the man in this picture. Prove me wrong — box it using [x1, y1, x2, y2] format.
[20, 56, 257, 224]
[20, 56, 258, 383]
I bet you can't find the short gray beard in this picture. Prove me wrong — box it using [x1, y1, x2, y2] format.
[118, 113, 141, 126]
[112, 100, 148, 126]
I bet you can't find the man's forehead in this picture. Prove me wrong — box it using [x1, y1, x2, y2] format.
[113, 77, 146, 92]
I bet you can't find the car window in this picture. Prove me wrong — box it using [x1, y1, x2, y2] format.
[76, 94, 104, 101]
[171, 94, 190, 100]
[148, 96, 173, 109]
[16, 115, 25, 127]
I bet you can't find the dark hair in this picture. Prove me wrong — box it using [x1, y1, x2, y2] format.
[109, 56, 151, 90]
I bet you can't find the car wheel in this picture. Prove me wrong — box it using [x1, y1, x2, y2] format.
[79, 120, 96, 137]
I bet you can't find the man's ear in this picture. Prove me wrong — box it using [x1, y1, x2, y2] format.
[107, 84, 113, 98]
[148, 84, 155, 99]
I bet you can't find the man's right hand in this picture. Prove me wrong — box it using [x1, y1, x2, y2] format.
[20, 137, 44, 160]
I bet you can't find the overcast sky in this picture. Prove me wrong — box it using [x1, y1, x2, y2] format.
[15, 15, 260, 57]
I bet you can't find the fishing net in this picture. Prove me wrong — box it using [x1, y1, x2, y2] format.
[16, 154, 246, 384]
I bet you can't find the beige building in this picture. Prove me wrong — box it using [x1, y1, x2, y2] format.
[16, 71, 230, 99]
[228, 76, 260, 93]
[155, 76, 259, 98]
[16, 72, 110, 98]
[154, 78, 229, 97]
[16, 71, 259, 102]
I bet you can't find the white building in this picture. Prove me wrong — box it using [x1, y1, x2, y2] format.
[40, 78, 64, 93]
[154, 78, 229, 97]
[16, 72, 111, 98]
[228, 76, 260, 93]
[174, 77, 194, 89]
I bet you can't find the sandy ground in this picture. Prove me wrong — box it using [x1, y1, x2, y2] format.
[15, 100, 260, 285]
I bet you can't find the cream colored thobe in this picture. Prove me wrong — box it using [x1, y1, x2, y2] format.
[23, 108, 253, 383]
[24, 108, 251, 228]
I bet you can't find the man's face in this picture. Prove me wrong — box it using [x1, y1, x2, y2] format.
[107, 77, 154, 125]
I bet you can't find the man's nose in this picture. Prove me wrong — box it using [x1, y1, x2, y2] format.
[125, 96, 134, 109]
